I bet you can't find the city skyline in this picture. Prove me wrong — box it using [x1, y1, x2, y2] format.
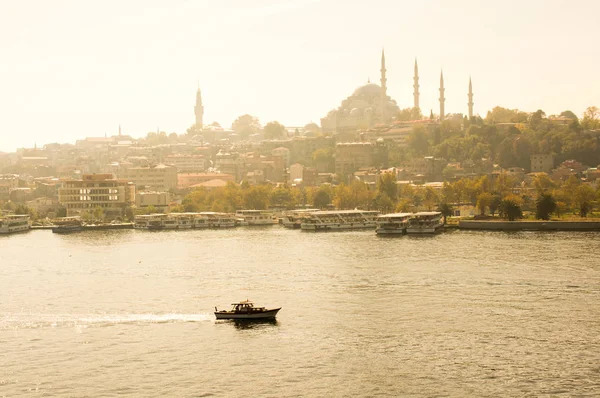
[2, 0, 599, 152]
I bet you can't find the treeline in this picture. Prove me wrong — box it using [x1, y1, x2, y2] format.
[177, 173, 600, 220]
[401, 106, 600, 170]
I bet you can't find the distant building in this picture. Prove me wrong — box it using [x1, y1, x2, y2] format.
[58, 174, 135, 218]
[177, 173, 234, 189]
[289, 163, 304, 183]
[271, 147, 290, 167]
[164, 154, 206, 173]
[334, 141, 388, 176]
[118, 164, 177, 191]
[321, 51, 400, 133]
[135, 191, 170, 210]
[530, 154, 554, 173]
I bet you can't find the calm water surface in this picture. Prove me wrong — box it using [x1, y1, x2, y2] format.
[1, 228, 599, 397]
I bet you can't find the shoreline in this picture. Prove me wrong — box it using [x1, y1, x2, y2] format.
[459, 220, 600, 231]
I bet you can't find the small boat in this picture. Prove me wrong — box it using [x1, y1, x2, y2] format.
[214, 300, 281, 320]
[51, 216, 82, 233]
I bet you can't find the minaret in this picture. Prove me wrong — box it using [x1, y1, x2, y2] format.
[439, 70, 445, 121]
[380, 49, 387, 123]
[118, 124, 122, 136]
[413, 58, 420, 110]
[194, 85, 204, 127]
[468, 76, 474, 119]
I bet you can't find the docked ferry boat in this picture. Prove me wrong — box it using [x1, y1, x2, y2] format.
[300, 210, 379, 231]
[280, 209, 319, 229]
[0, 214, 30, 234]
[133, 213, 185, 230]
[214, 300, 281, 320]
[51, 216, 82, 233]
[375, 212, 412, 235]
[406, 211, 444, 234]
[199, 212, 236, 228]
[235, 210, 275, 226]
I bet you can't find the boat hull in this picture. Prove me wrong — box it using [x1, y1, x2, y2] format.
[406, 225, 443, 234]
[52, 225, 82, 233]
[376, 228, 406, 234]
[214, 308, 281, 320]
[301, 222, 376, 231]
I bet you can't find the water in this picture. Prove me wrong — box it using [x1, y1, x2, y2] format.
[1, 228, 599, 397]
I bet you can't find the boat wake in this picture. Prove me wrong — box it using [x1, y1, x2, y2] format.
[0, 313, 213, 330]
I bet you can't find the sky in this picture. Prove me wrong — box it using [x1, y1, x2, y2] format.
[1, 0, 599, 152]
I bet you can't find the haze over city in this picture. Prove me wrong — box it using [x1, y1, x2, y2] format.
[1, 0, 599, 152]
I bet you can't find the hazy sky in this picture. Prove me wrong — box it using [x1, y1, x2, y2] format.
[1, 0, 599, 152]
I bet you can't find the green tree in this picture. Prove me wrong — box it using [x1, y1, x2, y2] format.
[374, 192, 394, 213]
[263, 121, 286, 140]
[437, 202, 453, 225]
[499, 195, 523, 221]
[270, 186, 294, 209]
[232, 114, 261, 140]
[476, 192, 492, 215]
[313, 189, 331, 209]
[243, 185, 270, 210]
[377, 173, 397, 202]
[56, 207, 67, 218]
[535, 193, 557, 220]
[489, 194, 502, 216]
[573, 185, 596, 217]
[532, 173, 555, 194]
[581, 106, 599, 130]
[407, 125, 429, 156]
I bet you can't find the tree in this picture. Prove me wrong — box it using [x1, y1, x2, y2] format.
[533, 173, 555, 194]
[573, 185, 596, 217]
[476, 192, 492, 215]
[374, 192, 394, 213]
[270, 186, 294, 209]
[232, 114, 261, 139]
[56, 207, 67, 218]
[437, 202, 453, 225]
[264, 121, 286, 140]
[581, 106, 599, 130]
[560, 110, 578, 121]
[535, 193, 556, 220]
[377, 172, 397, 202]
[313, 189, 331, 209]
[499, 195, 523, 221]
[485, 106, 529, 124]
[489, 194, 502, 216]
[243, 185, 270, 210]
[407, 125, 429, 156]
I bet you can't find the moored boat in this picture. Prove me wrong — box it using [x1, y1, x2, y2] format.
[280, 209, 319, 229]
[235, 210, 275, 226]
[51, 216, 82, 233]
[406, 211, 444, 234]
[300, 210, 379, 231]
[0, 214, 30, 234]
[214, 300, 281, 320]
[376, 212, 412, 235]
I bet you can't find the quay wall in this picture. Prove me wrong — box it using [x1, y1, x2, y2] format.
[459, 220, 600, 231]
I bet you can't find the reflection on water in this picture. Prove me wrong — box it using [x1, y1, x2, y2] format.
[229, 319, 279, 330]
[1, 229, 599, 397]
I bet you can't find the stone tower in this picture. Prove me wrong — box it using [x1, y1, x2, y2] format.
[468, 76, 474, 119]
[194, 86, 204, 127]
[439, 71, 445, 121]
[413, 58, 420, 110]
[380, 49, 387, 123]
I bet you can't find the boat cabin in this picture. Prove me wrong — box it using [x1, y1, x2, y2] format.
[230, 300, 266, 313]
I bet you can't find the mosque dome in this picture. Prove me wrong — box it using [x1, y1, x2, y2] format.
[353, 83, 382, 97]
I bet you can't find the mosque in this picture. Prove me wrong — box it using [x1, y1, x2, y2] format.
[320, 50, 475, 133]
